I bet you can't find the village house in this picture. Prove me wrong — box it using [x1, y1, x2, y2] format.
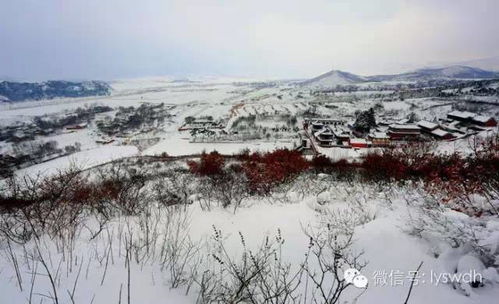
[416, 120, 456, 139]
[350, 138, 369, 148]
[442, 110, 497, 133]
[310, 122, 325, 133]
[178, 118, 224, 131]
[472, 115, 497, 127]
[417, 120, 439, 133]
[430, 128, 455, 140]
[95, 138, 115, 144]
[447, 111, 476, 123]
[66, 123, 88, 130]
[304, 118, 346, 127]
[440, 120, 467, 134]
[314, 128, 335, 147]
[331, 130, 351, 145]
[368, 132, 390, 146]
[387, 124, 421, 140]
[36, 127, 53, 136]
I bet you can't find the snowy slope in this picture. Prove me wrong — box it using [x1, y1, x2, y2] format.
[1, 177, 498, 304]
[300, 70, 367, 88]
[454, 56, 499, 72]
[301, 66, 499, 89]
[368, 66, 499, 82]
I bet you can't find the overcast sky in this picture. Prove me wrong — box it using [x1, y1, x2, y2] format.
[1, 0, 498, 81]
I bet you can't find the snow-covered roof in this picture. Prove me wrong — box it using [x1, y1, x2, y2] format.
[431, 128, 451, 137]
[309, 118, 344, 123]
[314, 128, 334, 137]
[333, 130, 350, 138]
[371, 132, 390, 139]
[389, 124, 420, 130]
[192, 120, 215, 124]
[472, 115, 494, 123]
[448, 111, 475, 119]
[417, 120, 438, 130]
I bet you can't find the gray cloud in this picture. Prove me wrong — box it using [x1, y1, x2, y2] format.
[1, 0, 498, 80]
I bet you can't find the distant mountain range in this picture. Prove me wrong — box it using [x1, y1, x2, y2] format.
[0, 80, 111, 102]
[301, 65, 499, 88]
[449, 56, 499, 72]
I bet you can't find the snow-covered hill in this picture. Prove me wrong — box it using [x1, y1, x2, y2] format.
[454, 56, 499, 72]
[302, 66, 499, 89]
[300, 70, 367, 88]
[369, 66, 499, 82]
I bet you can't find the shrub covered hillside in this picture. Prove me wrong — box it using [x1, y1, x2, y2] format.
[0, 135, 498, 303]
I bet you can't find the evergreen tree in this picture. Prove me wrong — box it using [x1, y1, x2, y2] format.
[353, 108, 376, 133]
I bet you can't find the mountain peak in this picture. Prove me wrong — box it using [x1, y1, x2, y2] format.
[300, 69, 366, 88]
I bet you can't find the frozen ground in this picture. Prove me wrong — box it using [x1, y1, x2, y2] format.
[1, 177, 498, 304]
[144, 133, 296, 156]
[15, 145, 138, 178]
[316, 146, 379, 162]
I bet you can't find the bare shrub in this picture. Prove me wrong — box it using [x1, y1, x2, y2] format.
[302, 220, 367, 303]
[195, 227, 304, 304]
[159, 207, 201, 289]
[153, 169, 197, 207]
[195, 224, 366, 304]
[406, 192, 496, 266]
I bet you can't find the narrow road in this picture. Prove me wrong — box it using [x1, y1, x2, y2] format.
[302, 122, 319, 156]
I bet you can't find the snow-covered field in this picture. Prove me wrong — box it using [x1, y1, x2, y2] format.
[1, 77, 496, 164]
[144, 134, 296, 156]
[15, 145, 139, 178]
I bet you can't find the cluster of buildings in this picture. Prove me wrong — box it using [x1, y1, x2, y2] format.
[383, 110, 497, 142]
[0, 105, 114, 144]
[0, 123, 53, 143]
[65, 123, 88, 131]
[445, 110, 497, 128]
[96, 103, 171, 136]
[178, 118, 225, 131]
[303, 110, 497, 150]
[304, 118, 351, 147]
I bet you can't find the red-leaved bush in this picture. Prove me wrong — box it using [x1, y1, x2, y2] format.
[361, 137, 499, 215]
[241, 149, 309, 194]
[188, 151, 225, 176]
[310, 155, 332, 172]
[362, 150, 408, 182]
[1, 136, 496, 217]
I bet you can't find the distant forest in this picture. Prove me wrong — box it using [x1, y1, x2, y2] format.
[0, 80, 111, 102]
